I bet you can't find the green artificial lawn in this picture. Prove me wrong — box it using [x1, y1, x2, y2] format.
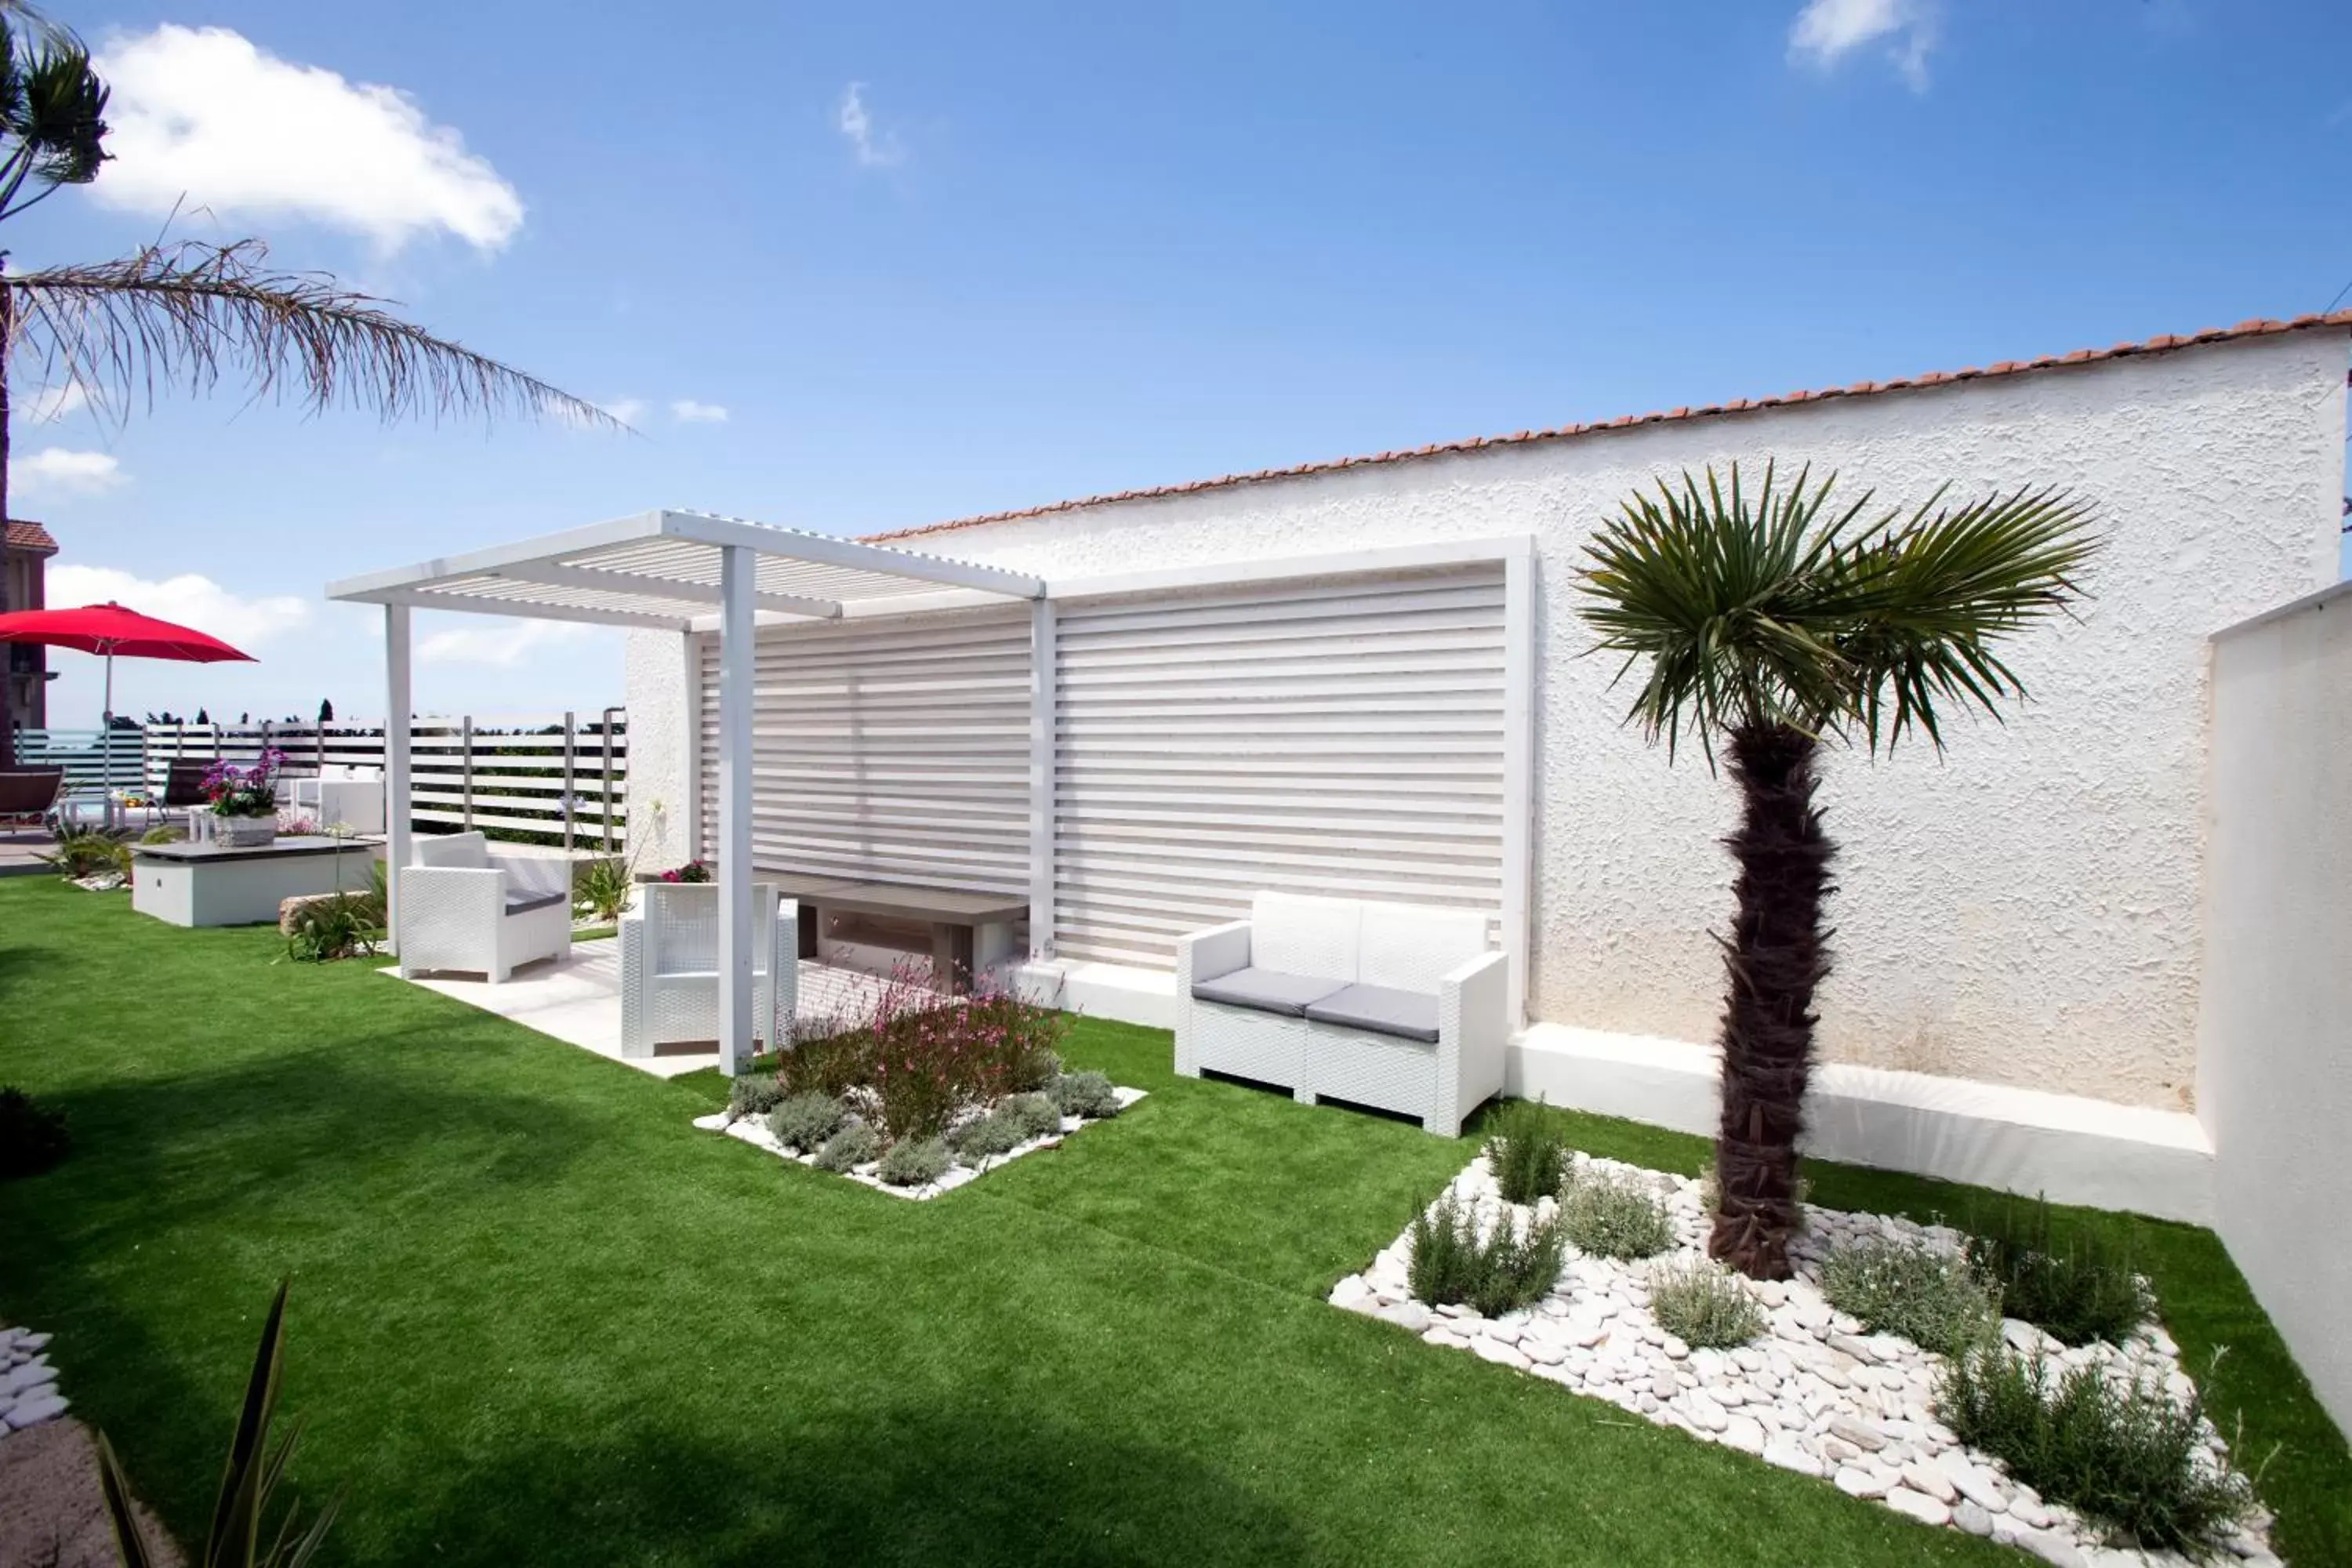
[2, 880, 2345, 1566]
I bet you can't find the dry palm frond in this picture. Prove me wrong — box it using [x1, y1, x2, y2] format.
[5, 238, 622, 430]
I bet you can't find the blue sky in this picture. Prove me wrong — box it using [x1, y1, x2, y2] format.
[11, 0, 2352, 726]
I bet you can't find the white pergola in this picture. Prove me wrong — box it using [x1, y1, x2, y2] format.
[327, 508, 1046, 1072]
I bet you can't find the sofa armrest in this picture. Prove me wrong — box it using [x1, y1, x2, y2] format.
[1178, 918, 1253, 989]
[1174, 919, 1253, 1078]
[1432, 949, 1510, 1134]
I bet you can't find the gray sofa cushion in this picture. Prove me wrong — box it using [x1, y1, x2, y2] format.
[1192, 967, 1348, 1018]
[504, 887, 569, 916]
[1305, 983, 1440, 1044]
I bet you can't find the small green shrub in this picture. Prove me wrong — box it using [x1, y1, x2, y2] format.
[138, 823, 186, 844]
[1939, 1347, 2254, 1554]
[1558, 1168, 1676, 1261]
[766, 1092, 846, 1153]
[1407, 1191, 1566, 1316]
[877, 1136, 951, 1188]
[951, 1111, 1025, 1160]
[1485, 1097, 1569, 1206]
[728, 1074, 787, 1118]
[1649, 1259, 1766, 1348]
[40, 829, 129, 880]
[1821, 1236, 2002, 1358]
[779, 1028, 871, 1101]
[814, 1121, 880, 1172]
[1049, 1069, 1120, 1120]
[0, 1087, 71, 1178]
[574, 855, 635, 924]
[285, 893, 379, 963]
[1964, 1196, 2153, 1348]
[999, 1092, 1063, 1142]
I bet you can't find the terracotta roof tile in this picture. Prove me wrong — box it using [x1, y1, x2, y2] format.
[3, 519, 56, 554]
[865, 310, 2352, 544]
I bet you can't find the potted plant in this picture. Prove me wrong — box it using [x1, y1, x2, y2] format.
[201, 750, 286, 848]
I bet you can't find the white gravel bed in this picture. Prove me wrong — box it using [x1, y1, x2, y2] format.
[694, 1086, 1145, 1199]
[0, 1326, 67, 1434]
[1330, 1150, 2278, 1568]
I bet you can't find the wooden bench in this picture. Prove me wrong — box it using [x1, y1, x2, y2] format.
[763, 873, 1026, 993]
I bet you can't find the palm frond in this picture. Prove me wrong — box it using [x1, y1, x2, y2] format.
[5, 239, 621, 430]
[1576, 462, 2101, 763]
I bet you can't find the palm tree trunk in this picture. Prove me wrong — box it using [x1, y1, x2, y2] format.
[1708, 721, 1835, 1279]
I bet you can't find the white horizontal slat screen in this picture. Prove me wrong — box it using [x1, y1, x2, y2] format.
[1051, 567, 1508, 967]
[695, 606, 1033, 894]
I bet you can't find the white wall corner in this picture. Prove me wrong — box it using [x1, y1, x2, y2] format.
[622, 628, 695, 871]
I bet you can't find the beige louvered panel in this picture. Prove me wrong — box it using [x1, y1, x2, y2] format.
[696, 606, 1033, 894]
[1052, 568, 1508, 967]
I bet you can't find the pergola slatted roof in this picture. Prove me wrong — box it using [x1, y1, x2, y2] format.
[326, 508, 1045, 627]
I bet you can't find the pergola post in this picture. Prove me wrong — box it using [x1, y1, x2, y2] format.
[383, 604, 412, 956]
[716, 544, 757, 1075]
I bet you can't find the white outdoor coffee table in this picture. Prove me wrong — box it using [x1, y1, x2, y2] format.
[130, 836, 381, 928]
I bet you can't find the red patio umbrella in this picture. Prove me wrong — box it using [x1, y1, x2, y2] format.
[0, 601, 255, 802]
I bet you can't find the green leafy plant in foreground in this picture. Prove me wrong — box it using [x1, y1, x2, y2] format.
[572, 851, 637, 924]
[1821, 1236, 2002, 1359]
[1049, 1069, 1120, 1121]
[284, 893, 378, 964]
[99, 1278, 343, 1567]
[766, 1092, 845, 1154]
[1965, 1194, 2153, 1347]
[1485, 1096, 1570, 1206]
[0, 1085, 70, 1178]
[1557, 1167, 1676, 1261]
[39, 828, 129, 880]
[877, 1136, 951, 1188]
[1648, 1259, 1766, 1348]
[813, 1121, 880, 1173]
[1939, 1346, 2256, 1555]
[1407, 1191, 1566, 1316]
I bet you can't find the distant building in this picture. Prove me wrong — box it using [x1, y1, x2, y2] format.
[4, 518, 58, 731]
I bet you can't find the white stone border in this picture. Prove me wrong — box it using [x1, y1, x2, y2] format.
[0, 1327, 66, 1433]
[1330, 1151, 2278, 1568]
[693, 1086, 1145, 1200]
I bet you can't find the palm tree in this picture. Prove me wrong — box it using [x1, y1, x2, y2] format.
[0, 10, 615, 766]
[1577, 462, 2100, 1279]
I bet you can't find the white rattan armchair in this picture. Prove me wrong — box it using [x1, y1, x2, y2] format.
[395, 831, 573, 984]
[619, 883, 798, 1058]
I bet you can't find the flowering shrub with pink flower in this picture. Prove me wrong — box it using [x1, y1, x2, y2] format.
[202, 750, 285, 818]
[778, 967, 1069, 1144]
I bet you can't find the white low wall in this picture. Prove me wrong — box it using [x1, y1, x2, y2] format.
[1025, 957, 2215, 1223]
[2198, 582, 2352, 1432]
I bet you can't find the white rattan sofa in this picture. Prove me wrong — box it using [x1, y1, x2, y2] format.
[1174, 891, 1508, 1136]
[619, 882, 798, 1058]
[395, 831, 573, 983]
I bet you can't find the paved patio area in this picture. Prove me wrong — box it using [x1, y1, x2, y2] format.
[390, 939, 897, 1077]
[0, 828, 58, 877]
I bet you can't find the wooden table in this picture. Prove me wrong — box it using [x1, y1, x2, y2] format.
[131, 836, 379, 927]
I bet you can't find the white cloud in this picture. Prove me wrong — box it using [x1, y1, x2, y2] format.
[670, 399, 728, 424]
[24, 384, 87, 423]
[1789, 0, 1939, 90]
[45, 564, 311, 644]
[91, 24, 524, 250]
[418, 619, 598, 668]
[10, 448, 125, 498]
[837, 82, 903, 168]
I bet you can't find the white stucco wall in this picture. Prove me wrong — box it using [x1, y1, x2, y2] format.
[622, 629, 695, 873]
[2197, 582, 2352, 1432]
[866, 333, 2347, 1108]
